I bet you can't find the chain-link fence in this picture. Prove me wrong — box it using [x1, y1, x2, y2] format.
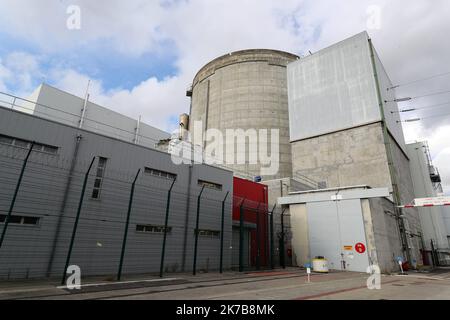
[0, 145, 236, 282]
[0, 144, 290, 282]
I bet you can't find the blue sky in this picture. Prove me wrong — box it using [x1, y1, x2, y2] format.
[1, 0, 450, 192]
[0, 29, 179, 93]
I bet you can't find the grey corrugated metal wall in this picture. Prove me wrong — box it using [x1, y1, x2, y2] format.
[0, 107, 233, 279]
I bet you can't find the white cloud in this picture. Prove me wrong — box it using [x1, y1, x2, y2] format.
[0, 59, 12, 92]
[0, 52, 43, 95]
[0, 0, 168, 56]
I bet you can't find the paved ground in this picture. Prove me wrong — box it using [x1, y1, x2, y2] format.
[0, 267, 449, 300]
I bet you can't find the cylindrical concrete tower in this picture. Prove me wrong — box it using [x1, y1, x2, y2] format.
[189, 49, 299, 180]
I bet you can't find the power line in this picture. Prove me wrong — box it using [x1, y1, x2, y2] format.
[392, 101, 450, 114]
[399, 110, 450, 123]
[421, 111, 450, 121]
[389, 70, 450, 90]
[385, 89, 450, 103]
[412, 89, 450, 100]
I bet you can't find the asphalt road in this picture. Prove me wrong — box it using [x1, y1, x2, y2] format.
[1, 267, 449, 300]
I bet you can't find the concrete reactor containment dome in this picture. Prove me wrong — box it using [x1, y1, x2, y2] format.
[188, 49, 299, 180]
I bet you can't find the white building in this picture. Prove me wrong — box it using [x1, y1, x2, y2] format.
[14, 83, 170, 149]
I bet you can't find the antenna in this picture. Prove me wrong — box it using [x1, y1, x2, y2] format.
[79, 80, 90, 128]
[134, 115, 141, 144]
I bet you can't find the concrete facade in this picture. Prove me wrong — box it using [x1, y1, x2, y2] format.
[189, 49, 299, 180]
[291, 122, 391, 189]
[0, 106, 233, 279]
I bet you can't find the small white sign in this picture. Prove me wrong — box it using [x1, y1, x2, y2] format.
[414, 196, 450, 206]
[306, 267, 311, 274]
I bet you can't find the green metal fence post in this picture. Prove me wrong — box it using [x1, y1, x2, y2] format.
[0, 141, 35, 248]
[117, 168, 141, 281]
[219, 191, 229, 274]
[269, 204, 276, 269]
[239, 198, 246, 272]
[61, 156, 96, 285]
[159, 178, 177, 278]
[192, 185, 206, 276]
[280, 207, 287, 269]
[256, 203, 261, 271]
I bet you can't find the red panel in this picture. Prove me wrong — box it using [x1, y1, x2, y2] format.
[232, 177, 269, 267]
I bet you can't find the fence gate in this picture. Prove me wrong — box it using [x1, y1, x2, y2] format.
[231, 226, 250, 269]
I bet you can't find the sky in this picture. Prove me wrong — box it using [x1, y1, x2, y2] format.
[0, 0, 449, 194]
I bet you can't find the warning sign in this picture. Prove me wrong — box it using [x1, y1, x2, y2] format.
[355, 242, 366, 254]
[343, 246, 353, 251]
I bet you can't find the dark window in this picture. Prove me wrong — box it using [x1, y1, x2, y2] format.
[0, 134, 58, 154]
[0, 136, 13, 145]
[14, 139, 30, 148]
[144, 167, 176, 180]
[136, 224, 171, 234]
[23, 216, 40, 225]
[42, 145, 58, 154]
[197, 229, 220, 237]
[0, 214, 40, 226]
[198, 179, 222, 191]
[9, 216, 22, 224]
[91, 157, 107, 199]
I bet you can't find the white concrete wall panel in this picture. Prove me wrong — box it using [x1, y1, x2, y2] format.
[288, 32, 381, 142]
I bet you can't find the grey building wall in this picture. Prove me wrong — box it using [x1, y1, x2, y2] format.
[291, 122, 391, 189]
[368, 197, 404, 273]
[0, 107, 233, 279]
[388, 136, 423, 265]
[189, 49, 299, 180]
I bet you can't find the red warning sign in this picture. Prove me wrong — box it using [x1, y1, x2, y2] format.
[355, 242, 366, 254]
